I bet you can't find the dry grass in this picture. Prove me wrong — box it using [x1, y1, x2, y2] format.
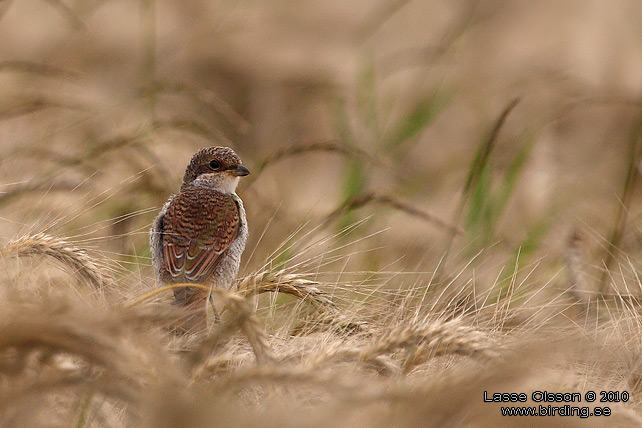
[1, 233, 115, 291]
[3, 1, 642, 426]
[0, 228, 640, 427]
[245, 140, 389, 188]
[237, 270, 338, 311]
[322, 192, 464, 236]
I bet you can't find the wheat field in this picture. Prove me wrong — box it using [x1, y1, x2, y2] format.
[2, 1, 642, 426]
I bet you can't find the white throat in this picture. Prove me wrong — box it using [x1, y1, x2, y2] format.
[193, 174, 240, 194]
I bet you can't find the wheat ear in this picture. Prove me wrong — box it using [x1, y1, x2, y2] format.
[1, 233, 114, 290]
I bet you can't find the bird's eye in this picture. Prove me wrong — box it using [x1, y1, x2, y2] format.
[209, 160, 221, 169]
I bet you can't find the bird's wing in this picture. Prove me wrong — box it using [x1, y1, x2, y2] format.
[161, 187, 240, 283]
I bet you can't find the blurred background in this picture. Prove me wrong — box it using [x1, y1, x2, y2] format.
[1, 0, 642, 301]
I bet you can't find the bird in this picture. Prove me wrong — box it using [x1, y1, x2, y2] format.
[150, 146, 250, 333]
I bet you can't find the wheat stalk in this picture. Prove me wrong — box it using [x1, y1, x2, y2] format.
[299, 318, 498, 375]
[397, 322, 498, 373]
[0, 95, 91, 119]
[241, 140, 390, 190]
[0, 301, 182, 421]
[365, 319, 499, 369]
[323, 192, 464, 236]
[290, 311, 369, 336]
[0, 60, 79, 78]
[236, 270, 338, 312]
[128, 284, 273, 365]
[565, 227, 594, 317]
[207, 365, 374, 398]
[208, 287, 274, 365]
[0, 303, 166, 385]
[236, 270, 371, 336]
[1, 233, 115, 290]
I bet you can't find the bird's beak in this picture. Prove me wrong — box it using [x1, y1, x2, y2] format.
[229, 164, 250, 176]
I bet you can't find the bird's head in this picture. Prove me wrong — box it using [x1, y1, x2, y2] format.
[181, 146, 250, 193]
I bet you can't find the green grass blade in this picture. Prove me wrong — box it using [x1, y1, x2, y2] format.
[385, 89, 452, 152]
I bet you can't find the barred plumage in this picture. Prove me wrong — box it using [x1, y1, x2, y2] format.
[150, 146, 249, 333]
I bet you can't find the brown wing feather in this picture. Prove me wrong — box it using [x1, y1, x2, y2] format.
[161, 186, 240, 283]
